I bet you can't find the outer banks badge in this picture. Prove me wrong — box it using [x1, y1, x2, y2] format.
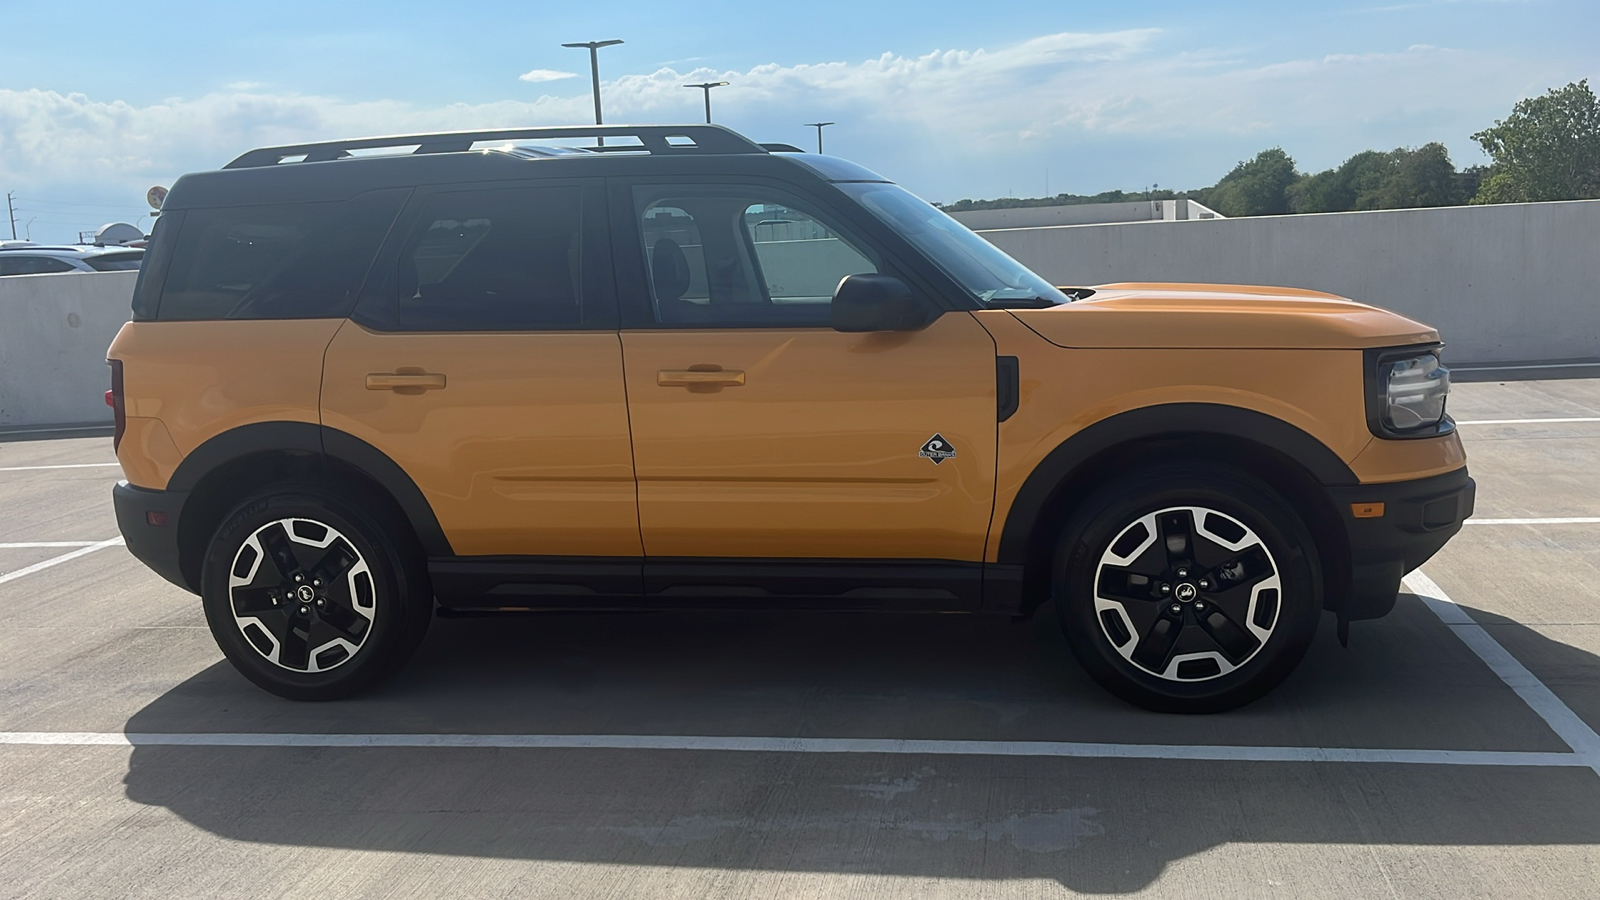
[918, 434, 957, 465]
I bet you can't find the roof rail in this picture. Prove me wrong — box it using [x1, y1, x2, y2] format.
[224, 124, 766, 169]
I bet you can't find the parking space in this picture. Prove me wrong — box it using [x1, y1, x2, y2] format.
[2, 380, 1599, 898]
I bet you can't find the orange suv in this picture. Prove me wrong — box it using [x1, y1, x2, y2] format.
[108, 125, 1472, 711]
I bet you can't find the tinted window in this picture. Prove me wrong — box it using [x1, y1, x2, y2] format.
[0, 255, 77, 276]
[157, 190, 405, 320]
[393, 185, 583, 331]
[636, 186, 879, 327]
[84, 252, 144, 272]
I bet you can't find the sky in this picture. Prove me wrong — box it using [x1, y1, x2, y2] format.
[1, 0, 1595, 243]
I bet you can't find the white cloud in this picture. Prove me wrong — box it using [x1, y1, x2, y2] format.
[0, 29, 1567, 239]
[518, 69, 578, 83]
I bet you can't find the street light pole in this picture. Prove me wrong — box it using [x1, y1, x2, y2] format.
[561, 39, 624, 145]
[684, 81, 730, 123]
[803, 122, 834, 154]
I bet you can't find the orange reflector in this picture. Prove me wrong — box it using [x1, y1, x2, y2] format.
[1351, 502, 1385, 519]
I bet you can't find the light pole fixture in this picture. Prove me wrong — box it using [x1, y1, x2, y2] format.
[804, 122, 835, 154]
[561, 39, 624, 145]
[684, 81, 730, 123]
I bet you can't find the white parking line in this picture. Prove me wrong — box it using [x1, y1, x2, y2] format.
[1456, 417, 1600, 426]
[0, 538, 124, 586]
[1405, 569, 1600, 776]
[0, 463, 121, 472]
[1465, 518, 1600, 526]
[0, 541, 101, 549]
[0, 731, 1587, 768]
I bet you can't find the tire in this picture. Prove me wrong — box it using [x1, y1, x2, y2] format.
[199, 482, 432, 701]
[1052, 463, 1322, 713]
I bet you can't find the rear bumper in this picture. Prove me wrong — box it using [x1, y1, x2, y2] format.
[112, 481, 194, 594]
[1327, 466, 1475, 620]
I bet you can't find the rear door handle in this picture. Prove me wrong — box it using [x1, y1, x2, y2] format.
[657, 368, 746, 388]
[366, 371, 447, 393]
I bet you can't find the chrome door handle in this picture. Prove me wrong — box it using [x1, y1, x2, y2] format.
[657, 368, 746, 388]
[366, 371, 447, 393]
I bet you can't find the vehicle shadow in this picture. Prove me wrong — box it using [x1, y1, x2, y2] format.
[119, 595, 1600, 892]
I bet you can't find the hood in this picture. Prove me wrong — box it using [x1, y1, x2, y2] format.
[1013, 282, 1438, 350]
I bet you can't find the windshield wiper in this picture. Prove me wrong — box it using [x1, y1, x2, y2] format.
[985, 295, 1061, 309]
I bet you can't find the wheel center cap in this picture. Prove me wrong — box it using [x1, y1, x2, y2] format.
[295, 584, 316, 603]
[1175, 583, 1199, 603]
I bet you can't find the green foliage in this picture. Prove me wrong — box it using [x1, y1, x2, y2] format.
[1471, 80, 1600, 203]
[943, 80, 1598, 215]
[1288, 144, 1466, 213]
[1203, 148, 1298, 216]
[939, 188, 1178, 212]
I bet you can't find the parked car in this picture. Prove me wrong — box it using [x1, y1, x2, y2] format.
[0, 242, 144, 276]
[107, 124, 1472, 711]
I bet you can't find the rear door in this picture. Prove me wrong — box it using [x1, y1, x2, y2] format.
[320, 179, 640, 562]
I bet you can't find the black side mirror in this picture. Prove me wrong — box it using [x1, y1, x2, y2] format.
[830, 274, 937, 332]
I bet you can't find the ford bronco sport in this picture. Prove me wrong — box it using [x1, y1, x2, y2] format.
[109, 124, 1473, 711]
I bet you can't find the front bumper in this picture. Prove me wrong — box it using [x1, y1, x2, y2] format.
[1327, 466, 1475, 620]
[112, 481, 194, 594]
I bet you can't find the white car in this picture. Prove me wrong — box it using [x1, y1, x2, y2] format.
[0, 242, 144, 276]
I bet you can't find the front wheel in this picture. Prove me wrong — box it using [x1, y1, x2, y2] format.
[199, 483, 432, 701]
[1053, 465, 1323, 713]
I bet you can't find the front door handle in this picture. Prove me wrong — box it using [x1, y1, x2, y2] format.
[366, 370, 447, 394]
[657, 368, 746, 388]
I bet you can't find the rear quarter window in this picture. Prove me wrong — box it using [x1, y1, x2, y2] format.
[84, 252, 144, 272]
[155, 189, 407, 320]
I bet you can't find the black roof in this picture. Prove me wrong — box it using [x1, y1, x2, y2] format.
[164, 124, 888, 210]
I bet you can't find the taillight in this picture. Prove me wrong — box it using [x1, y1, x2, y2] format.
[107, 359, 126, 451]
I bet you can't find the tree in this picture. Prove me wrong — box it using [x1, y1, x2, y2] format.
[1205, 148, 1299, 216]
[1472, 80, 1600, 203]
[1378, 143, 1462, 208]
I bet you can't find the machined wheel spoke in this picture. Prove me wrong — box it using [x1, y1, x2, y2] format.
[257, 522, 304, 581]
[1206, 546, 1274, 593]
[1096, 565, 1161, 604]
[1194, 603, 1262, 662]
[311, 540, 359, 586]
[1157, 510, 1197, 570]
[314, 597, 371, 642]
[1130, 614, 1183, 672]
[231, 585, 284, 616]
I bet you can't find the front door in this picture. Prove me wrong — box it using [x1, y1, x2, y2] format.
[321, 180, 640, 562]
[614, 180, 998, 600]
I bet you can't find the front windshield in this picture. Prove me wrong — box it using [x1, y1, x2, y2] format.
[840, 182, 1068, 306]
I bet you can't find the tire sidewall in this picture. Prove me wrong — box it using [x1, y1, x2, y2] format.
[200, 485, 427, 701]
[1054, 465, 1322, 713]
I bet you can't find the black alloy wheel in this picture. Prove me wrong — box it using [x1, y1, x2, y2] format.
[1054, 464, 1322, 713]
[200, 483, 431, 701]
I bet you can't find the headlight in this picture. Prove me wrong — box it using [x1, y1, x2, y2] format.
[1365, 346, 1454, 438]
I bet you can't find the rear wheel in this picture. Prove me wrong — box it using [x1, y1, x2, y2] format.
[199, 483, 431, 700]
[1053, 464, 1322, 713]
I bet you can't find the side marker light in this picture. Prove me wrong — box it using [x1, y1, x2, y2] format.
[1351, 503, 1385, 519]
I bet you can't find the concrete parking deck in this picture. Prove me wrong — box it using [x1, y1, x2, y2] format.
[2, 378, 1599, 899]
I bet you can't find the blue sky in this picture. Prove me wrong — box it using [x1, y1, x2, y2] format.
[1, 0, 1594, 242]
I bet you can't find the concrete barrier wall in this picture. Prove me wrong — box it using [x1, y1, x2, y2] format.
[0, 271, 134, 429]
[977, 199, 1600, 366]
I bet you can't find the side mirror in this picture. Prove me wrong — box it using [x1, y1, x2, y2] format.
[830, 274, 938, 332]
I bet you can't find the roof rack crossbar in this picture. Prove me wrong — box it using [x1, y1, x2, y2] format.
[224, 124, 765, 169]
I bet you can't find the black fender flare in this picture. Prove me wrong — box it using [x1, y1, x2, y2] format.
[167, 421, 452, 556]
[996, 403, 1356, 566]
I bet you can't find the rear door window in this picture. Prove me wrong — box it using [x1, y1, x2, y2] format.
[389, 185, 587, 331]
[156, 189, 406, 320]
